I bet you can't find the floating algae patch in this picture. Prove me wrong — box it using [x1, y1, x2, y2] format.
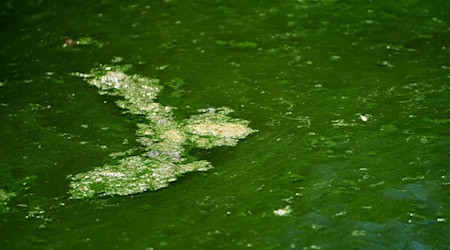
[0, 189, 14, 213]
[185, 107, 255, 149]
[69, 65, 256, 199]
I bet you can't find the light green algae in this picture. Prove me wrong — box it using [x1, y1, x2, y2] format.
[69, 65, 256, 199]
[0, 189, 14, 213]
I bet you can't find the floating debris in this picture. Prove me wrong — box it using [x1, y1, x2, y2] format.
[69, 65, 256, 198]
[63, 37, 76, 47]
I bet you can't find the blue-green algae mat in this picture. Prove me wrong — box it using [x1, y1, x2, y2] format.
[0, 0, 449, 249]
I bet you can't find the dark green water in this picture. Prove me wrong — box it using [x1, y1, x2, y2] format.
[1, 0, 449, 249]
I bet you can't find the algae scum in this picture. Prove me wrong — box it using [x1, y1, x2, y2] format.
[0, 0, 449, 249]
[70, 65, 255, 198]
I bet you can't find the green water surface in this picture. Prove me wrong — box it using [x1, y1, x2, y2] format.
[0, 0, 449, 249]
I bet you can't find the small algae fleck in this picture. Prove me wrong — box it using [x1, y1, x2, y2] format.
[423, 117, 450, 125]
[273, 206, 292, 216]
[69, 65, 256, 199]
[215, 40, 259, 49]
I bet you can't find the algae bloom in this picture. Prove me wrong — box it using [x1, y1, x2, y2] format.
[69, 65, 256, 199]
[0, 189, 14, 213]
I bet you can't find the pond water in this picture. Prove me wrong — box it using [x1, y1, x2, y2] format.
[0, 0, 449, 249]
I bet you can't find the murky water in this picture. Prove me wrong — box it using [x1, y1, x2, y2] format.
[1, 0, 449, 249]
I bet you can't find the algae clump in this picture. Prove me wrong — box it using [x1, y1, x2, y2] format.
[0, 189, 14, 213]
[69, 65, 256, 199]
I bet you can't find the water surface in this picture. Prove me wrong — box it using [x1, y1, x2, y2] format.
[0, 0, 449, 249]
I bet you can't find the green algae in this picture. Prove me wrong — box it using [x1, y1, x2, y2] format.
[215, 40, 259, 49]
[381, 123, 400, 133]
[76, 37, 103, 47]
[69, 65, 256, 199]
[0, 189, 14, 213]
[423, 117, 450, 125]
[185, 107, 255, 149]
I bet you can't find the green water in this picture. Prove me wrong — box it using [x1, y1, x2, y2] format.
[0, 0, 449, 249]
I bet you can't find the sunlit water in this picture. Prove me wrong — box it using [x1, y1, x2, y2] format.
[0, 0, 449, 249]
